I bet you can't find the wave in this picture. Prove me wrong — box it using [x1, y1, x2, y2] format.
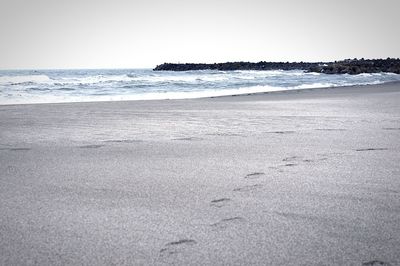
[0, 75, 51, 85]
[294, 83, 335, 89]
[55, 75, 133, 85]
[0, 82, 378, 105]
[1, 69, 400, 105]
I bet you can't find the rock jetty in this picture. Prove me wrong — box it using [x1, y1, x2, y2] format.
[308, 58, 400, 75]
[153, 58, 400, 75]
[153, 61, 321, 71]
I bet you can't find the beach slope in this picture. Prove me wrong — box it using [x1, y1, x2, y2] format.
[1, 83, 399, 265]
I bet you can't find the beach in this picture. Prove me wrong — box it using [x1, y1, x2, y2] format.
[1, 83, 399, 265]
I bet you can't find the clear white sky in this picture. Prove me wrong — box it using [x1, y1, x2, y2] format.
[0, 0, 399, 69]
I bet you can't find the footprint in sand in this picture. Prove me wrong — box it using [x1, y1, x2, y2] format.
[210, 198, 231, 208]
[233, 184, 263, 192]
[282, 156, 301, 162]
[8, 148, 31, 151]
[316, 152, 346, 161]
[282, 156, 310, 166]
[210, 217, 245, 229]
[79, 144, 104, 149]
[315, 128, 346, 132]
[265, 131, 295, 134]
[283, 163, 297, 167]
[206, 133, 242, 137]
[362, 260, 391, 266]
[244, 172, 265, 179]
[172, 137, 203, 141]
[165, 239, 197, 246]
[159, 239, 197, 257]
[355, 148, 388, 152]
[277, 155, 328, 169]
[103, 139, 142, 143]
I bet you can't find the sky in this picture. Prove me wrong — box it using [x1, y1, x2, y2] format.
[0, 0, 399, 69]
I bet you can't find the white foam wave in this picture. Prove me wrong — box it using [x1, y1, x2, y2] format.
[0, 86, 278, 104]
[0, 75, 51, 85]
[55, 75, 134, 85]
[199, 76, 228, 82]
[295, 83, 335, 89]
[0, 83, 346, 105]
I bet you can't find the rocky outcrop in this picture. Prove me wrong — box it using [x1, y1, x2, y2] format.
[153, 59, 400, 75]
[153, 61, 321, 71]
[307, 58, 400, 75]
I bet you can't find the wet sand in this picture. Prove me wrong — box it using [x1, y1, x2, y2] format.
[1, 83, 399, 265]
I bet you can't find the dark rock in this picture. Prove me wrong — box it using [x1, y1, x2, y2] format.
[313, 58, 400, 75]
[153, 58, 400, 75]
[153, 61, 322, 71]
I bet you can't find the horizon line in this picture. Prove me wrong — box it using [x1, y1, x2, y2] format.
[1, 57, 399, 71]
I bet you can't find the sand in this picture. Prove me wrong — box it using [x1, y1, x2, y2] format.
[0, 83, 399, 265]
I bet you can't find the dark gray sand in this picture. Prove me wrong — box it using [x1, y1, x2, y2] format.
[1, 83, 399, 265]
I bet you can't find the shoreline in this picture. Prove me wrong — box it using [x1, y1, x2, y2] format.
[1, 80, 400, 107]
[214, 80, 400, 99]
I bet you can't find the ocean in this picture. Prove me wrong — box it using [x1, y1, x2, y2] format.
[1, 69, 400, 105]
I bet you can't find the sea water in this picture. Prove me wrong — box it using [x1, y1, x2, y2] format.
[1, 69, 400, 105]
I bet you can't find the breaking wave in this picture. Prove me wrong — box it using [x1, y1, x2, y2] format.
[1, 69, 399, 104]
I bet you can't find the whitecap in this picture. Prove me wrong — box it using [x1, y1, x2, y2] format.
[0, 75, 51, 85]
